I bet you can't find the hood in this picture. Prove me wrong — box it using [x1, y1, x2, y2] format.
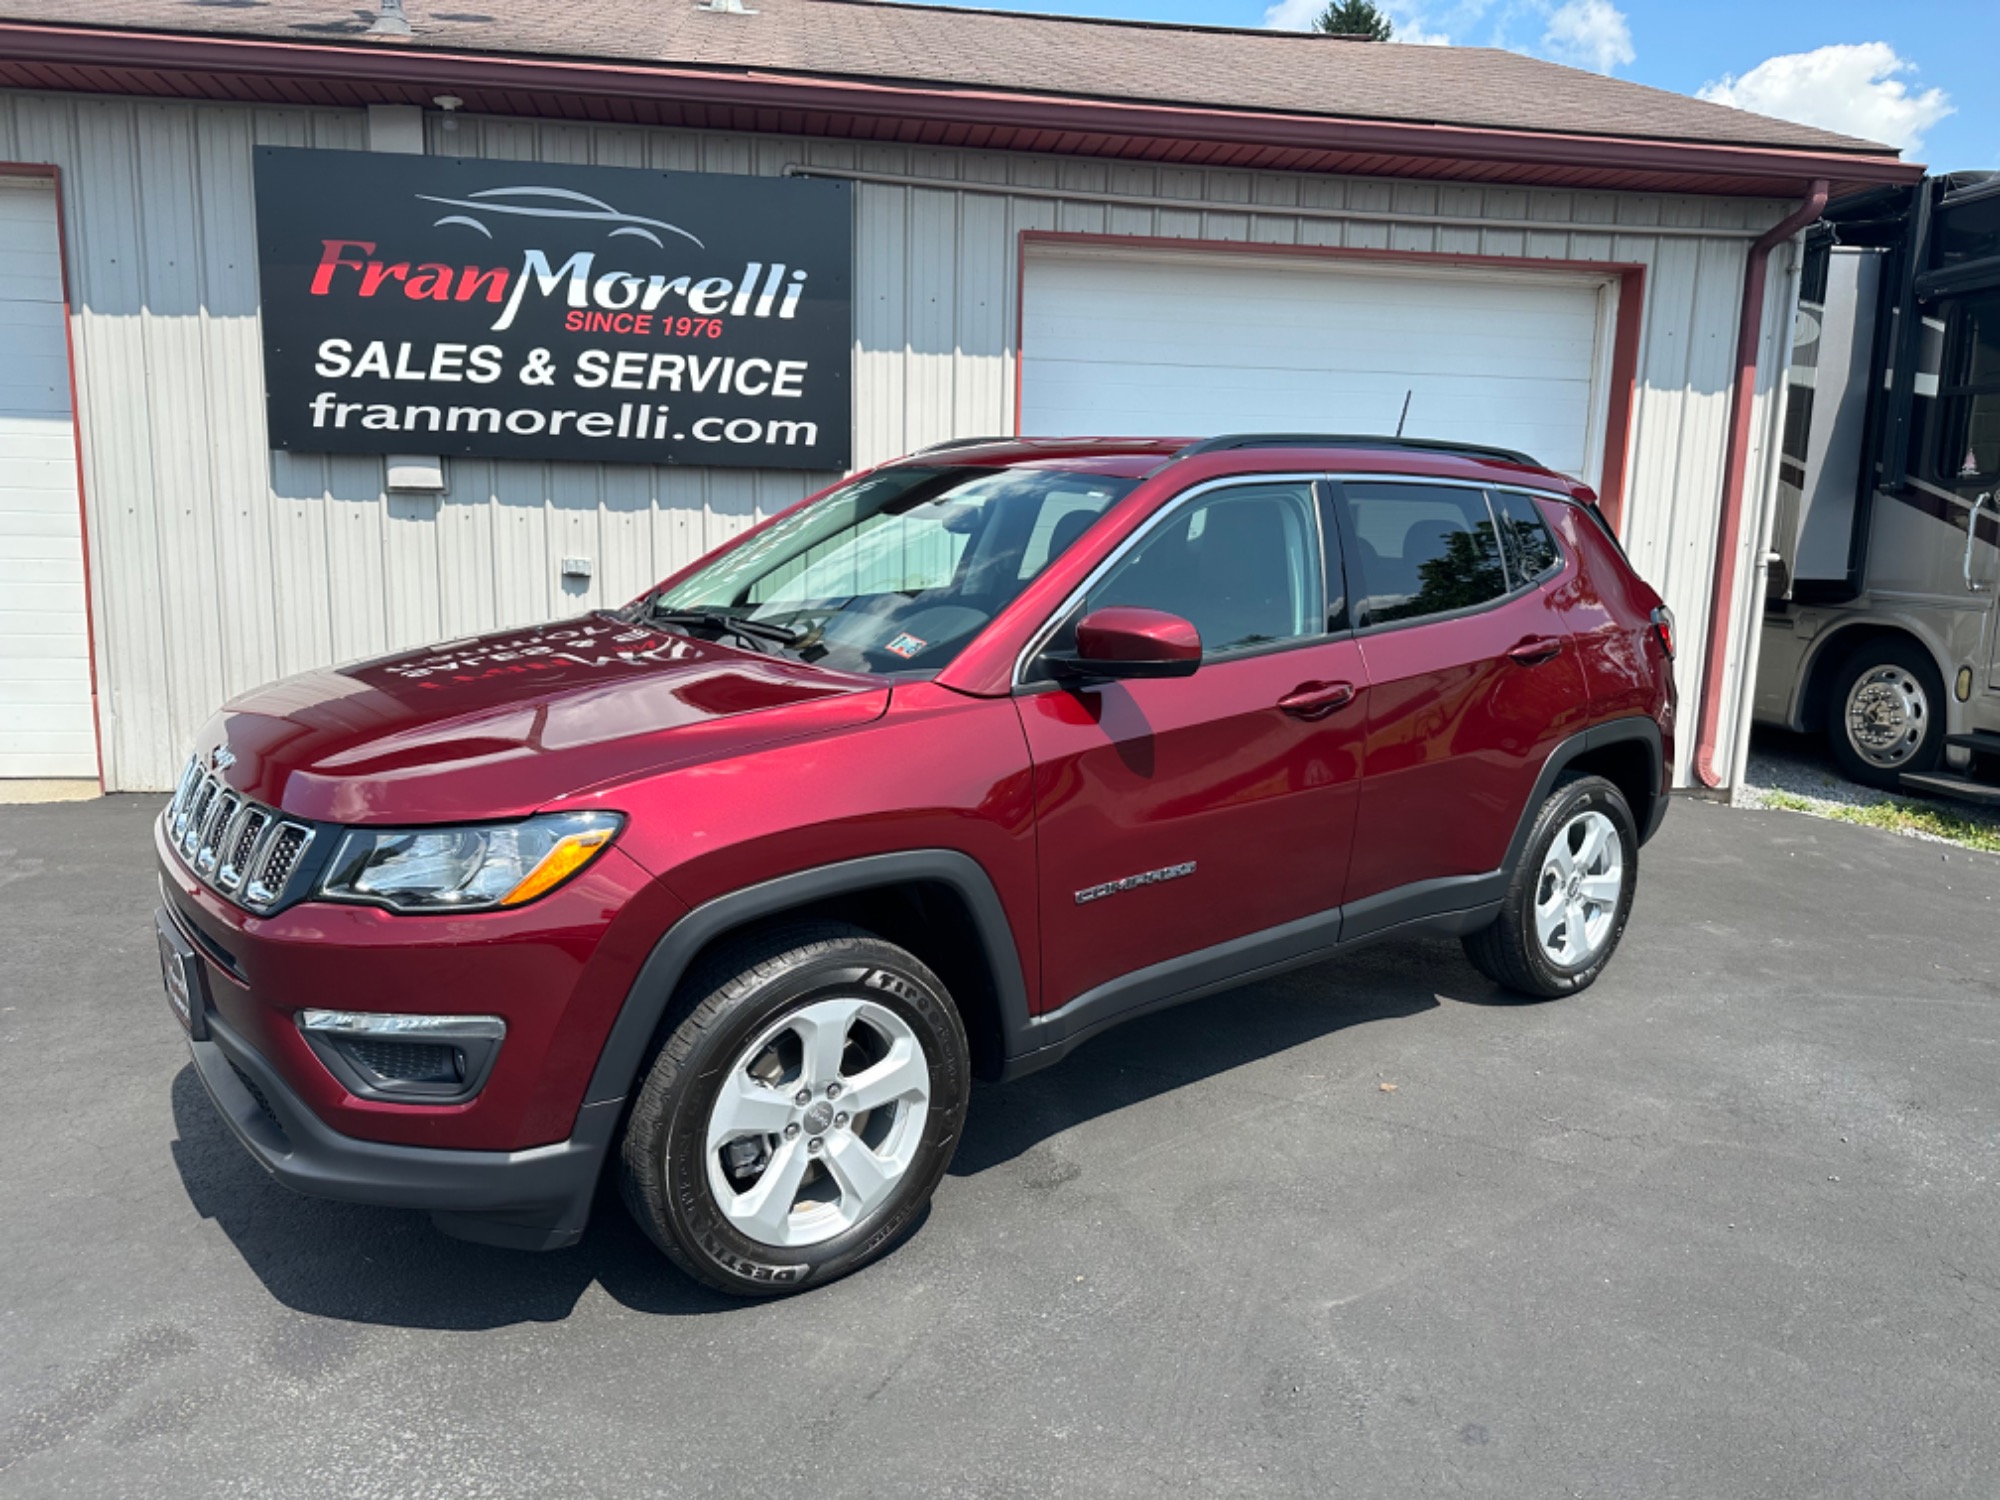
[201, 614, 888, 824]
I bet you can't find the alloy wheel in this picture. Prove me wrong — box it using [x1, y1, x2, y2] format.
[703, 996, 932, 1248]
[1533, 809, 1623, 968]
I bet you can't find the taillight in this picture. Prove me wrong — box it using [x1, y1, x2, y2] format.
[1651, 605, 1676, 660]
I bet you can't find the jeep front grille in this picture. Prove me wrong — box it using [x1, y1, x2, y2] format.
[163, 756, 316, 914]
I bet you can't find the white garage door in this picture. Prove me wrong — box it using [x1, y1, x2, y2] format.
[0, 178, 94, 779]
[1019, 246, 1613, 480]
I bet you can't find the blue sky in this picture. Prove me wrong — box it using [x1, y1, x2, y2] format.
[924, 0, 1995, 171]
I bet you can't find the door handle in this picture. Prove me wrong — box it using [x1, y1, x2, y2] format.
[1507, 635, 1566, 666]
[1967, 492, 1991, 594]
[1277, 680, 1356, 719]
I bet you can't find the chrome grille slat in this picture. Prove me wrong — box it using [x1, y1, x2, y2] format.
[195, 793, 240, 873]
[178, 779, 217, 852]
[248, 824, 314, 909]
[217, 807, 270, 891]
[162, 753, 314, 914]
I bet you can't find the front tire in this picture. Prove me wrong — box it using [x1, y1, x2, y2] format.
[1826, 638, 1945, 790]
[1462, 774, 1638, 1000]
[619, 922, 970, 1297]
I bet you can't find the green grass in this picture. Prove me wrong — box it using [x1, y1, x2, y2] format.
[1756, 790, 2000, 854]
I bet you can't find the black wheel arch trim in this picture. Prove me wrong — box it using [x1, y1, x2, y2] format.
[1505, 716, 1667, 866]
[582, 850, 1034, 1111]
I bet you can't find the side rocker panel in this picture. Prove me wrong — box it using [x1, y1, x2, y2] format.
[997, 715, 1665, 1079]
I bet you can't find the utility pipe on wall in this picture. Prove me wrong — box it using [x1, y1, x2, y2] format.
[1694, 177, 1828, 789]
[1724, 237, 1810, 793]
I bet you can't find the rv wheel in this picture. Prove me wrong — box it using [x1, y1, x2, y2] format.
[1826, 638, 1944, 791]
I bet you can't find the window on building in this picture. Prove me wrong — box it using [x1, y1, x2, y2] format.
[1338, 482, 1509, 627]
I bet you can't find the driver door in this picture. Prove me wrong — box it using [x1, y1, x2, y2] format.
[1016, 478, 1370, 1013]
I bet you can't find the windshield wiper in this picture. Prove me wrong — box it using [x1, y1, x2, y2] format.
[648, 608, 803, 654]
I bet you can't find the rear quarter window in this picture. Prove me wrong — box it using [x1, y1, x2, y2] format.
[1339, 482, 1508, 627]
[1491, 490, 1564, 583]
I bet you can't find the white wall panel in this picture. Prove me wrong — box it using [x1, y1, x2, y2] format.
[0, 177, 93, 777]
[1020, 248, 1605, 476]
[1, 89, 1787, 790]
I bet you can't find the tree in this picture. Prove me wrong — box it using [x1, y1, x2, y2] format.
[1312, 0, 1393, 40]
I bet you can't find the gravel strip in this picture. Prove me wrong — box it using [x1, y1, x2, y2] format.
[1736, 728, 2000, 846]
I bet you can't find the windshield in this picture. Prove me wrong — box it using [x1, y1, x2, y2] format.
[642, 465, 1136, 675]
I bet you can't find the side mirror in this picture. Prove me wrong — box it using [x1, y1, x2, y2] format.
[1047, 606, 1202, 681]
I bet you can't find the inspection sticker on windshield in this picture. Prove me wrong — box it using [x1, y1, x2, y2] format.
[883, 633, 928, 660]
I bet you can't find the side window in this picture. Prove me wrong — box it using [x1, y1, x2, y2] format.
[1017, 490, 1116, 579]
[1491, 490, 1563, 584]
[1932, 292, 2000, 484]
[1338, 482, 1508, 627]
[1077, 481, 1324, 659]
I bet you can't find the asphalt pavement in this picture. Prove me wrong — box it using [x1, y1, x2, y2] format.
[2, 794, 1997, 1498]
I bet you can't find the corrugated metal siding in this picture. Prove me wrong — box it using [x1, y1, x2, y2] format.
[1, 89, 1786, 790]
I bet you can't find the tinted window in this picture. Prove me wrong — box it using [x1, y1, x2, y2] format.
[1492, 490, 1563, 583]
[1018, 491, 1116, 579]
[1077, 482, 1324, 659]
[1933, 292, 2000, 483]
[1338, 482, 1508, 626]
[655, 465, 1135, 676]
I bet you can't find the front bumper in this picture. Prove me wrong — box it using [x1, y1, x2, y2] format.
[188, 1002, 618, 1250]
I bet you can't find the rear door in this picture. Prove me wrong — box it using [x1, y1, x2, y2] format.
[1330, 479, 1588, 928]
[1018, 477, 1369, 1010]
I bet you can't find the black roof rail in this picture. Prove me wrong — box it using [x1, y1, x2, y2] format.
[913, 435, 1015, 454]
[1168, 433, 1544, 469]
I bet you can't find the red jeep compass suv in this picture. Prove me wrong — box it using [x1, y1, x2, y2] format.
[156, 434, 1676, 1294]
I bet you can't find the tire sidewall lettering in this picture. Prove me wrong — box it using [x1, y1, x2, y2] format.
[652, 945, 968, 1291]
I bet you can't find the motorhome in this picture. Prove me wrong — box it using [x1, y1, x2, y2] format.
[1755, 172, 2000, 803]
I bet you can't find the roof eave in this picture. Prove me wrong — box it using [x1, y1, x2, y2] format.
[0, 22, 1923, 197]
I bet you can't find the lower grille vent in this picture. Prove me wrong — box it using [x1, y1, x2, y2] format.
[348, 1039, 462, 1085]
[227, 1058, 289, 1145]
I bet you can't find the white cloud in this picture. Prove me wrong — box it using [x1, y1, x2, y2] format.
[1697, 42, 1952, 154]
[1261, 0, 1319, 29]
[1260, 0, 1453, 44]
[1539, 0, 1633, 74]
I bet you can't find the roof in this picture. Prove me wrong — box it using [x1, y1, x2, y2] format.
[0, 0, 1920, 197]
[889, 434, 1583, 491]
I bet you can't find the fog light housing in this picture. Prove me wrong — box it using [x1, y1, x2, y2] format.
[298, 1010, 505, 1102]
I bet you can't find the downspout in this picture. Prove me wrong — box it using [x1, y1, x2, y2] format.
[1694, 178, 1828, 788]
[1723, 235, 1809, 796]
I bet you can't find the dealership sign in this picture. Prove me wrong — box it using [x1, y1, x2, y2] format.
[252, 147, 852, 470]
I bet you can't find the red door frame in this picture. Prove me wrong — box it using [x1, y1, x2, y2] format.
[1012, 230, 1647, 535]
[0, 160, 104, 790]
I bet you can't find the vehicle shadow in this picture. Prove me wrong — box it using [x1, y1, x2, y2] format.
[168, 1067, 743, 1328]
[168, 935, 1508, 1329]
[952, 933, 1509, 1176]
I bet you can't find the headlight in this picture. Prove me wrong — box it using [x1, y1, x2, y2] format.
[318, 811, 623, 912]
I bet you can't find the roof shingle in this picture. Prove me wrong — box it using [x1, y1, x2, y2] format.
[0, 0, 1897, 156]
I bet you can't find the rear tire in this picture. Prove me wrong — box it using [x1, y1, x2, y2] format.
[618, 922, 970, 1297]
[1825, 637, 1945, 791]
[1462, 774, 1638, 1000]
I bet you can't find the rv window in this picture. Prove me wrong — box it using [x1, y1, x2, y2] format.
[1935, 292, 2000, 483]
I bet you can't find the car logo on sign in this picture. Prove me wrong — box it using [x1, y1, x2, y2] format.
[211, 745, 236, 772]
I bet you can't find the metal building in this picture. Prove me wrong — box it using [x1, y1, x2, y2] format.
[0, 0, 1919, 790]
